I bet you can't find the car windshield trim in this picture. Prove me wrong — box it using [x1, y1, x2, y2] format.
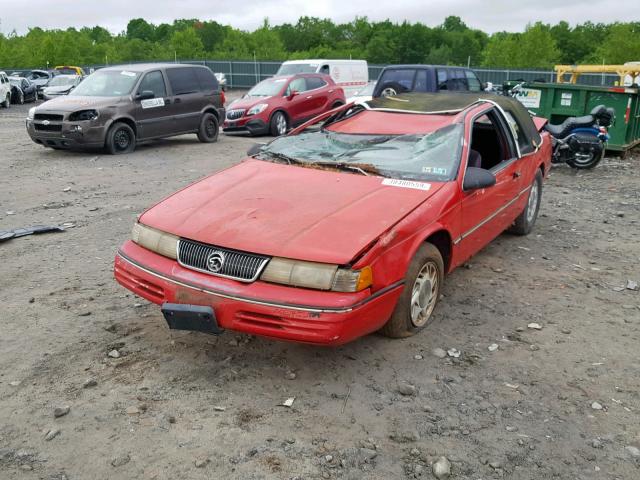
[257, 124, 464, 182]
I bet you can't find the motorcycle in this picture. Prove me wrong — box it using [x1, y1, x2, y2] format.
[507, 83, 614, 169]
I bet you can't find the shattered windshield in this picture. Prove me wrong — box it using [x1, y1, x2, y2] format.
[258, 123, 463, 181]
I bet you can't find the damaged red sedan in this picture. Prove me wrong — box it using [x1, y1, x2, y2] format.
[114, 93, 552, 345]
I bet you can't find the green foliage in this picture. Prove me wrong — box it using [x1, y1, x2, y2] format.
[0, 16, 638, 69]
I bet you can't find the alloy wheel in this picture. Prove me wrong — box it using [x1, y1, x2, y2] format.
[526, 180, 539, 224]
[410, 261, 439, 327]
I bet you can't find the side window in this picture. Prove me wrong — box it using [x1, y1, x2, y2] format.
[305, 77, 327, 90]
[195, 67, 218, 92]
[469, 109, 517, 170]
[138, 71, 167, 97]
[413, 69, 429, 92]
[378, 69, 415, 93]
[286, 77, 307, 95]
[453, 70, 468, 90]
[466, 70, 482, 92]
[319, 65, 330, 75]
[437, 69, 448, 90]
[166, 67, 200, 95]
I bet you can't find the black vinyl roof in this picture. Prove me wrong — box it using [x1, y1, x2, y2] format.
[368, 92, 542, 154]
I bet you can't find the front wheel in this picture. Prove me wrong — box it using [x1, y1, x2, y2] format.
[18, 91, 24, 105]
[379, 243, 444, 338]
[105, 122, 136, 155]
[509, 169, 542, 235]
[197, 113, 219, 143]
[269, 111, 288, 136]
[1, 93, 10, 108]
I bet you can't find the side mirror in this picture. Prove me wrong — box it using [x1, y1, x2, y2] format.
[463, 167, 496, 191]
[136, 90, 155, 101]
[247, 143, 264, 156]
[287, 90, 299, 100]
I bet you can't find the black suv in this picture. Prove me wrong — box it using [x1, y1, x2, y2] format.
[373, 65, 483, 98]
[27, 63, 225, 154]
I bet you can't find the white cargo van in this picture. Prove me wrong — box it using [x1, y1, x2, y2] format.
[276, 60, 368, 97]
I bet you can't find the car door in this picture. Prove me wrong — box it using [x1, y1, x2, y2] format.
[304, 76, 330, 116]
[165, 67, 203, 132]
[134, 70, 174, 139]
[284, 77, 313, 125]
[456, 107, 524, 262]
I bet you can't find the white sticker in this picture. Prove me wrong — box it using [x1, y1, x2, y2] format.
[514, 88, 541, 109]
[141, 98, 165, 109]
[120, 71, 136, 77]
[382, 178, 431, 191]
[560, 92, 572, 106]
[422, 166, 447, 175]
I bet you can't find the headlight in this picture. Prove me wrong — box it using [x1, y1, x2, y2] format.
[260, 257, 372, 292]
[28, 107, 36, 119]
[69, 109, 98, 121]
[247, 103, 268, 115]
[131, 223, 178, 259]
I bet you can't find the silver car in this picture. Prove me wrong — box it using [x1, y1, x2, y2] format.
[42, 75, 82, 100]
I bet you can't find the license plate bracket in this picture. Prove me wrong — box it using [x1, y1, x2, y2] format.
[161, 303, 224, 335]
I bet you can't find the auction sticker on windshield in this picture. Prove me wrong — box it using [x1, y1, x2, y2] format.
[382, 179, 431, 191]
[141, 98, 165, 109]
[120, 71, 136, 77]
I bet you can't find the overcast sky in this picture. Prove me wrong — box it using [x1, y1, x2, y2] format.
[2, 0, 638, 35]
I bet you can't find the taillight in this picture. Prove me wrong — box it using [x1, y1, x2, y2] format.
[220, 90, 226, 106]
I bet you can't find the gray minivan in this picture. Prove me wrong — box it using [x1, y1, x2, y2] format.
[26, 63, 225, 154]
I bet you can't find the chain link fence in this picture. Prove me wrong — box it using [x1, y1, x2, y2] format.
[6, 60, 621, 89]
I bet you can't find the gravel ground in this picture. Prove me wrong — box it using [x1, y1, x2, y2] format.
[0, 97, 639, 480]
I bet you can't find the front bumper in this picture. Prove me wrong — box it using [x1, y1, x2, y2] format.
[114, 241, 403, 345]
[223, 116, 269, 136]
[26, 117, 106, 149]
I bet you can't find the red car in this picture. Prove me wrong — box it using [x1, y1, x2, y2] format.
[114, 93, 552, 346]
[222, 73, 345, 136]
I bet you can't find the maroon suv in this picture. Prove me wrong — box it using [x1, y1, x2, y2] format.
[223, 73, 345, 136]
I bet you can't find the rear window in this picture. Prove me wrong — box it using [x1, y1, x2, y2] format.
[195, 67, 219, 91]
[166, 67, 200, 95]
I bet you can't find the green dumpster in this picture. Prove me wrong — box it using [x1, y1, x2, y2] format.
[505, 81, 640, 154]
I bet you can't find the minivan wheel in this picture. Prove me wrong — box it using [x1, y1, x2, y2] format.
[270, 111, 288, 136]
[197, 113, 219, 143]
[106, 122, 136, 155]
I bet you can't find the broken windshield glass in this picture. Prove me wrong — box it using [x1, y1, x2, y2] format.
[259, 123, 463, 181]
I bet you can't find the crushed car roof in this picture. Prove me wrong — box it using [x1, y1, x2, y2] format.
[367, 92, 543, 153]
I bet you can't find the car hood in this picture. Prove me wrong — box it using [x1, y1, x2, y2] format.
[36, 95, 124, 112]
[44, 86, 74, 93]
[228, 96, 274, 111]
[140, 159, 444, 264]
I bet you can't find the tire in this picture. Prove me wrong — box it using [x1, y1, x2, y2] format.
[1, 93, 10, 108]
[509, 169, 542, 235]
[197, 112, 219, 143]
[379, 243, 444, 338]
[105, 122, 136, 155]
[568, 142, 604, 169]
[18, 91, 24, 105]
[269, 111, 288, 136]
[379, 81, 404, 97]
[331, 101, 344, 109]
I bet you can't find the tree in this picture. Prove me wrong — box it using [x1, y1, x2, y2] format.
[483, 23, 560, 68]
[126, 18, 154, 42]
[170, 28, 204, 59]
[594, 23, 640, 64]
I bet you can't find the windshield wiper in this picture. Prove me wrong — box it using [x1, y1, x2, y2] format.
[336, 146, 396, 160]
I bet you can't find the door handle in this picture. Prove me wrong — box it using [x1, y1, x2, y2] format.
[306, 95, 313, 99]
[174, 98, 181, 104]
[513, 171, 521, 179]
[164, 98, 171, 104]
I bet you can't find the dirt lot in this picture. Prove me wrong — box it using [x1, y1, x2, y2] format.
[1, 97, 639, 480]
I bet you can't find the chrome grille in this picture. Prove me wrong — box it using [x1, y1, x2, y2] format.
[226, 109, 245, 120]
[177, 239, 270, 282]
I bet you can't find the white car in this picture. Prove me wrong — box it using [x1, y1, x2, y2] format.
[0, 71, 11, 108]
[276, 59, 368, 98]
